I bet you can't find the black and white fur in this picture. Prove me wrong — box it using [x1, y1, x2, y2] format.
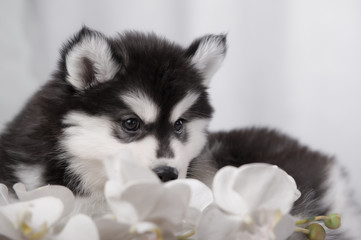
[0, 27, 360, 239]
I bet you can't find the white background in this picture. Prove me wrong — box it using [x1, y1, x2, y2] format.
[1, 0, 360, 203]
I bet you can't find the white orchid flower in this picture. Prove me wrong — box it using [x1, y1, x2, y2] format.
[103, 149, 160, 185]
[0, 196, 63, 240]
[196, 163, 301, 240]
[173, 178, 213, 238]
[13, 183, 75, 218]
[100, 180, 190, 240]
[0, 183, 10, 206]
[0, 183, 99, 240]
[52, 214, 99, 240]
[99, 150, 213, 240]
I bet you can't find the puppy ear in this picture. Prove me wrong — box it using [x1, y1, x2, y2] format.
[62, 26, 120, 91]
[186, 34, 227, 86]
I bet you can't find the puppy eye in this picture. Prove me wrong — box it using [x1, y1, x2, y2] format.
[122, 118, 140, 132]
[174, 119, 184, 134]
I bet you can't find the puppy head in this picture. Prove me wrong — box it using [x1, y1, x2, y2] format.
[59, 27, 227, 193]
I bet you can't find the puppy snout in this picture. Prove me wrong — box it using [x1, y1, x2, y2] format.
[153, 166, 178, 182]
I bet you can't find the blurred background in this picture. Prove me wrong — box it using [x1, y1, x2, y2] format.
[0, 0, 360, 203]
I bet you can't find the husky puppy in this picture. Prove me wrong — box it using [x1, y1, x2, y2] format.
[0, 27, 360, 239]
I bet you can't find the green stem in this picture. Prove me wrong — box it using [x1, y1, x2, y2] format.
[296, 216, 330, 225]
[295, 226, 310, 234]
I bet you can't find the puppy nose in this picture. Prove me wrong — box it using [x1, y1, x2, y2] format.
[153, 166, 179, 182]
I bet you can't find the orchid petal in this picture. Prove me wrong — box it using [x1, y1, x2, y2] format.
[13, 183, 75, 217]
[174, 180, 212, 235]
[0, 196, 63, 229]
[232, 163, 300, 214]
[95, 218, 133, 240]
[274, 214, 297, 240]
[120, 181, 164, 220]
[104, 150, 133, 184]
[104, 181, 138, 223]
[54, 214, 99, 240]
[237, 209, 284, 240]
[213, 166, 248, 215]
[174, 179, 213, 211]
[120, 160, 160, 183]
[175, 206, 201, 236]
[0, 212, 22, 240]
[104, 150, 160, 184]
[0, 184, 9, 206]
[147, 181, 190, 228]
[104, 180, 123, 200]
[109, 201, 138, 224]
[195, 205, 241, 240]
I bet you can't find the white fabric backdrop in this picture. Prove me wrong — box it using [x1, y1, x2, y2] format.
[1, 0, 360, 203]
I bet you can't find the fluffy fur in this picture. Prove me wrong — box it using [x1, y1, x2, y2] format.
[0, 27, 360, 239]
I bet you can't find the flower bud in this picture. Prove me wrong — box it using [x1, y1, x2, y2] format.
[306, 223, 326, 240]
[324, 214, 341, 229]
